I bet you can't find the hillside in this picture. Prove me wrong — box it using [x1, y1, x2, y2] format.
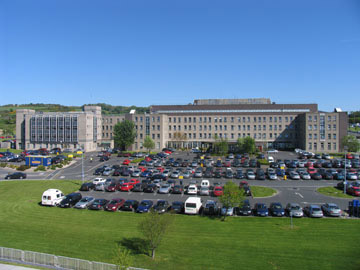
[0, 103, 149, 135]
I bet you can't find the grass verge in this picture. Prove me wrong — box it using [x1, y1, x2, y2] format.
[317, 186, 356, 199]
[251, 186, 277, 197]
[0, 180, 359, 270]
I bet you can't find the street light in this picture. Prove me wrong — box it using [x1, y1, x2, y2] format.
[344, 146, 348, 194]
[81, 152, 85, 183]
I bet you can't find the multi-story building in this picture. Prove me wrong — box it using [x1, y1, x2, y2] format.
[16, 99, 348, 153]
[16, 106, 102, 152]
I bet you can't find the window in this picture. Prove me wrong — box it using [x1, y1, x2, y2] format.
[169, 133, 172, 139]
[333, 124, 336, 130]
[247, 117, 250, 122]
[327, 124, 331, 131]
[314, 115, 317, 122]
[270, 133, 273, 139]
[308, 142, 312, 150]
[152, 134, 155, 139]
[254, 117, 257, 122]
[258, 117, 261, 122]
[263, 125, 266, 131]
[321, 142, 324, 150]
[279, 116, 282, 122]
[247, 125, 250, 131]
[173, 117, 176, 123]
[169, 125, 171, 131]
[328, 143, 331, 150]
[231, 125, 234, 131]
[328, 116, 331, 122]
[263, 117, 266, 122]
[169, 117, 171, 123]
[308, 115, 312, 122]
[231, 133, 234, 139]
[269, 125, 273, 131]
[270, 117, 273, 122]
[285, 117, 288, 122]
[238, 125, 241, 131]
[199, 117, 202, 122]
[308, 125, 312, 131]
[157, 134, 160, 139]
[254, 125, 257, 131]
[224, 117, 227, 122]
[333, 134, 336, 139]
[308, 134, 312, 139]
[333, 115, 336, 121]
[290, 116, 293, 121]
[274, 117, 277, 122]
[140, 134, 143, 139]
[314, 134, 318, 140]
[231, 117, 234, 123]
[314, 124, 317, 131]
[333, 143, 337, 150]
[328, 134, 331, 140]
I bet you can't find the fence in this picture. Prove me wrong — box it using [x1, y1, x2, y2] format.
[0, 246, 146, 270]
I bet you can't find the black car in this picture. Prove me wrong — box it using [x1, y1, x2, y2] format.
[143, 183, 157, 193]
[132, 183, 144, 192]
[214, 169, 222, 178]
[88, 199, 109, 210]
[59, 193, 82, 208]
[235, 200, 252, 216]
[235, 169, 244, 179]
[8, 156, 25, 162]
[170, 201, 184, 214]
[5, 172, 27, 179]
[150, 174, 167, 181]
[311, 172, 322, 180]
[121, 200, 139, 211]
[253, 203, 268, 217]
[256, 169, 266, 180]
[94, 166, 107, 175]
[203, 200, 220, 216]
[225, 170, 233, 179]
[99, 156, 109, 162]
[153, 200, 170, 213]
[80, 182, 95, 191]
[269, 202, 285, 217]
[172, 185, 184, 194]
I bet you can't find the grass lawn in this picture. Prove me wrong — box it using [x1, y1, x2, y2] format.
[251, 186, 277, 197]
[0, 148, 22, 154]
[0, 180, 359, 270]
[317, 186, 356, 199]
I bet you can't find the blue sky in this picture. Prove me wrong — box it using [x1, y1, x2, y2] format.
[1, 0, 359, 111]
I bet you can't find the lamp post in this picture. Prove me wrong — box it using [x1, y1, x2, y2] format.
[81, 152, 85, 183]
[344, 146, 348, 194]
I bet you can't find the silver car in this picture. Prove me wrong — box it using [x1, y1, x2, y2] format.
[247, 171, 255, 180]
[102, 168, 114, 176]
[194, 169, 203, 178]
[300, 172, 311, 180]
[170, 171, 180, 179]
[158, 184, 172, 194]
[321, 203, 342, 217]
[268, 172, 278, 180]
[286, 203, 303, 217]
[182, 171, 191, 179]
[199, 186, 210, 196]
[221, 207, 234, 216]
[289, 171, 300, 180]
[74, 196, 95, 209]
[95, 183, 106, 191]
[304, 205, 323, 218]
[132, 169, 141, 177]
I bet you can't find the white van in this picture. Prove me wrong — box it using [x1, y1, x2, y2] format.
[201, 180, 210, 188]
[41, 189, 64, 206]
[267, 156, 274, 163]
[184, 197, 203, 215]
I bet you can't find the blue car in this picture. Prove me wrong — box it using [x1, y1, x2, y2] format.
[276, 168, 285, 177]
[136, 200, 154, 213]
[253, 203, 268, 217]
[141, 170, 153, 178]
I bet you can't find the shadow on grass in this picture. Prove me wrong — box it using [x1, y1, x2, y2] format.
[118, 237, 149, 255]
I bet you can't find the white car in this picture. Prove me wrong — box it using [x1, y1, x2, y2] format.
[187, 184, 198, 195]
[93, 177, 106, 185]
[132, 169, 141, 177]
[267, 149, 278, 154]
[300, 172, 311, 180]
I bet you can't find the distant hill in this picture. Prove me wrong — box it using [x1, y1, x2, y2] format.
[0, 103, 149, 136]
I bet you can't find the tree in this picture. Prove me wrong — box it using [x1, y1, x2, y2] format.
[342, 135, 360, 152]
[138, 209, 174, 259]
[112, 245, 133, 270]
[237, 136, 256, 154]
[113, 120, 136, 150]
[143, 136, 155, 153]
[218, 181, 245, 221]
[213, 135, 229, 156]
[172, 131, 187, 149]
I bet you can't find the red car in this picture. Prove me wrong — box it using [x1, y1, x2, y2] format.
[122, 159, 131, 165]
[138, 166, 147, 172]
[307, 168, 317, 174]
[239, 181, 249, 188]
[213, 186, 224, 197]
[120, 183, 134, 191]
[305, 161, 314, 168]
[156, 167, 165, 173]
[105, 198, 125, 211]
[145, 157, 152, 162]
[223, 161, 231, 167]
[346, 153, 354, 159]
[347, 183, 360, 196]
[105, 182, 121, 192]
[128, 178, 140, 185]
[164, 150, 172, 154]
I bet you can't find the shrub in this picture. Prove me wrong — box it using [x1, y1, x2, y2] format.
[65, 157, 73, 162]
[9, 164, 17, 169]
[131, 158, 145, 163]
[0, 163, 7, 168]
[17, 165, 30, 171]
[34, 165, 46, 172]
[50, 165, 57, 170]
[56, 164, 63, 168]
[257, 159, 270, 166]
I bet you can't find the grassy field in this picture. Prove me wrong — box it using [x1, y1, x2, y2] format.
[0, 180, 359, 270]
[251, 186, 277, 197]
[317, 186, 356, 199]
[0, 148, 23, 154]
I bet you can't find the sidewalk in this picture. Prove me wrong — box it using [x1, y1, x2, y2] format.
[0, 263, 39, 270]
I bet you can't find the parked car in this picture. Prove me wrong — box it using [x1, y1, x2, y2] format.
[187, 184, 198, 195]
[88, 199, 109, 210]
[269, 202, 285, 217]
[121, 200, 139, 212]
[136, 200, 154, 213]
[92, 177, 106, 185]
[172, 185, 184, 194]
[221, 206, 234, 216]
[170, 201, 184, 214]
[105, 198, 126, 212]
[199, 186, 210, 196]
[321, 203, 342, 217]
[235, 200, 252, 216]
[285, 203, 304, 217]
[158, 184, 172, 194]
[203, 200, 220, 216]
[153, 200, 170, 213]
[304, 205, 324, 218]
[144, 183, 157, 193]
[74, 196, 95, 209]
[5, 172, 26, 179]
[80, 182, 95, 191]
[213, 186, 223, 197]
[253, 203, 268, 217]
[59, 193, 82, 208]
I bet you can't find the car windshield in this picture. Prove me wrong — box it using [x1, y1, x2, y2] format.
[109, 200, 118, 204]
[141, 201, 150, 206]
[273, 205, 281, 209]
[157, 201, 166, 206]
[329, 205, 338, 209]
[313, 207, 321, 211]
[186, 203, 196, 208]
[291, 206, 300, 210]
[80, 198, 92, 202]
[161, 185, 169, 188]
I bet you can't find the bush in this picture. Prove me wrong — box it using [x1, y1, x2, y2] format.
[56, 164, 63, 168]
[34, 165, 46, 172]
[17, 165, 30, 171]
[65, 157, 73, 162]
[131, 158, 145, 163]
[9, 164, 17, 169]
[0, 163, 7, 168]
[257, 159, 270, 166]
[50, 165, 57, 170]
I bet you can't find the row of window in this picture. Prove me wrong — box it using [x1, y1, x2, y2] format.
[308, 124, 336, 131]
[134, 116, 161, 123]
[102, 118, 123, 124]
[308, 115, 336, 122]
[308, 133, 337, 140]
[168, 124, 295, 132]
[308, 142, 337, 151]
[168, 132, 294, 140]
[136, 125, 161, 131]
[168, 115, 295, 123]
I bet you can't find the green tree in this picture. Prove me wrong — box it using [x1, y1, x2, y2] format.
[219, 181, 245, 221]
[112, 245, 133, 270]
[138, 209, 174, 259]
[143, 136, 155, 153]
[113, 120, 136, 150]
[342, 135, 360, 152]
[237, 136, 256, 154]
[213, 135, 229, 156]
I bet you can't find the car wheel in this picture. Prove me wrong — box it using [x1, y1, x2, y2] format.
[20, 176, 23, 179]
